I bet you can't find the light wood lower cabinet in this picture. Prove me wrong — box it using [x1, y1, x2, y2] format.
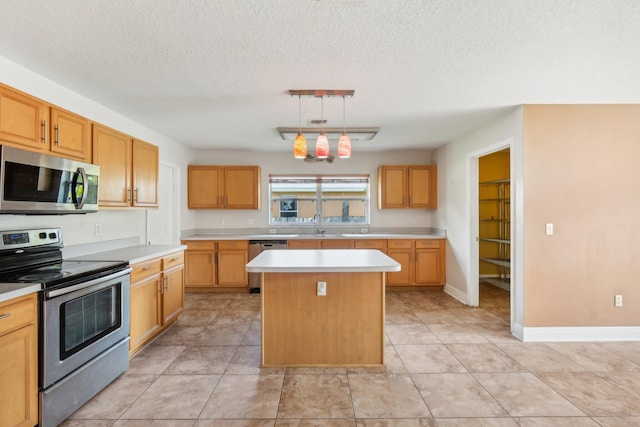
[182, 240, 249, 291]
[182, 238, 445, 291]
[0, 294, 38, 427]
[129, 251, 184, 355]
[217, 241, 249, 287]
[386, 239, 446, 286]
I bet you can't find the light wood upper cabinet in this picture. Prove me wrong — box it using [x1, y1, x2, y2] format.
[132, 139, 159, 207]
[49, 107, 91, 161]
[378, 165, 437, 209]
[0, 84, 91, 161]
[0, 84, 48, 151]
[0, 294, 38, 427]
[224, 166, 261, 209]
[188, 166, 222, 208]
[188, 165, 260, 209]
[93, 123, 158, 208]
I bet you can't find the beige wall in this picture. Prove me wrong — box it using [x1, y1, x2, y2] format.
[523, 105, 640, 327]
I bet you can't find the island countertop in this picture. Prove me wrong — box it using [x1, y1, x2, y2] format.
[246, 249, 400, 273]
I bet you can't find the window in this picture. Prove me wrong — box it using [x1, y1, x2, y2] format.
[269, 175, 370, 226]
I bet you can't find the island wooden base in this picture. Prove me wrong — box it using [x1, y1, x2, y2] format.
[261, 271, 385, 367]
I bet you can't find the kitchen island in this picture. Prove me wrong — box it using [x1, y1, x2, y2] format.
[245, 249, 400, 367]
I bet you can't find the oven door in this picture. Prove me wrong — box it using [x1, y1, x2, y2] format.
[41, 269, 131, 388]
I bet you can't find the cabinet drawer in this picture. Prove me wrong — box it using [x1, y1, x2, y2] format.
[0, 294, 36, 335]
[415, 239, 443, 249]
[131, 259, 162, 282]
[162, 252, 184, 269]
[354, 239, 386, 249]
[387, 239, 414, 249]
[218, 240, 248, 250]
[183, 241, 215, 251]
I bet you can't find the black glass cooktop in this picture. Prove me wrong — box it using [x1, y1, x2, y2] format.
[0, 260, 129, 288]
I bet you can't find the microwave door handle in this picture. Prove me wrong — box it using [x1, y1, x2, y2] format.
[71, 167, 88, 209]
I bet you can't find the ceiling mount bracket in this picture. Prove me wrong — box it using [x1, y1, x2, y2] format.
[288, 89, 354, 98]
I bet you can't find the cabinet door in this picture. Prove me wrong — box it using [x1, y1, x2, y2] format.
[162, 264, 184, 324]
[224, 166, 260, 209]
[130, 274, 161, 351]
[0, 84, 48, 151]
[184, 251, 216, 287]
[217, 250, 248, 287]
[378, 166, 407, 208]
[415, 240, 445, 285]
[409, 165, 437, 208]
[188, 166, 222, 208]
[50, 107, 91, 161]
[0, 325, 38, 427]
[386, 248, 414, 285]
[93, 124, 132, 207]
[132, 139, 159, 207]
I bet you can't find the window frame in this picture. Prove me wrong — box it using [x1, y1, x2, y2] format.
[268, 174, 370, 227]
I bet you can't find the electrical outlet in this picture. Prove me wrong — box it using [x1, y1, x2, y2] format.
[269, 229, 276, 234]
[94, 224, 101, 236]
[360, 228, 368, 234]
[317, 281, 327, 296]
[247, 218, 254, 225]
[545, 223, 554, 235]
[614, 294, 623, 307]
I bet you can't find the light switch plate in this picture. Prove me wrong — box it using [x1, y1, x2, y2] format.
[317, 281, 327, 296]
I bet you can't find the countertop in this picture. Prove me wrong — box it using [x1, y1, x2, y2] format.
[70, 244, 187, 265]
[1, 244, 186, 303]
[0, 283, 42, 304]
[182, 230, 445, 241]
[245, 249, 401, 273]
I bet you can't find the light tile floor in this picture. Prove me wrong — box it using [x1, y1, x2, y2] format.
[61, 284, 640, 426]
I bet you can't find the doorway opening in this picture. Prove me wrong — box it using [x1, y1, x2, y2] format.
[478, 148, 511, 318]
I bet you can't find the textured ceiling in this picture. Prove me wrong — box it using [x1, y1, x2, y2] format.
[1, 0, 639, 152]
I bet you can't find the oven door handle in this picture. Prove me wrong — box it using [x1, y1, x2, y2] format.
[45, 268, 132, 298]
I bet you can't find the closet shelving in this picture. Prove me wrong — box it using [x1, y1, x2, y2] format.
[479, 178, 510, 287]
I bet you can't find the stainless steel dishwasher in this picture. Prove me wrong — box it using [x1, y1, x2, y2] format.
[248, 240, 288, 292]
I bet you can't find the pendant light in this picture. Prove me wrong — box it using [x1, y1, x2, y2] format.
[338, 95, 352, 158]
[293, 95, 307, 159]
[315, 96, 330, 158]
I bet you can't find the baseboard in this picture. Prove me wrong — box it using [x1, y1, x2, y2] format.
[522, 326, 640, 342]
[443, 283, 467, 305]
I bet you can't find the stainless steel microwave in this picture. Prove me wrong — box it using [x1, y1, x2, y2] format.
[0, 145, 99, 214]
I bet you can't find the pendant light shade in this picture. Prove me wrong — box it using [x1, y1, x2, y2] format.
[338, 95, 351, 158]
[293, 133, 307, 158]
[293, 95, 307, 159]
[316, 133, 329, 158]
[338, 133, 351, 158]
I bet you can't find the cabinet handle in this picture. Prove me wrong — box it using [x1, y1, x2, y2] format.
[157, 279, 162, 294]
[142, 265, 153, 271]
[127, 188, 132, 202]
[41, 120, 47, 144]
[169, 257, 178, 262]
[54, 125, 60, 145]
[0, 313, 12, 320]
[134, 188, 139, 203]
[164, 277, 169, 292]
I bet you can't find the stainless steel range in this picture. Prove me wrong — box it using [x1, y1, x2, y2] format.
[0, 228, 131, 427]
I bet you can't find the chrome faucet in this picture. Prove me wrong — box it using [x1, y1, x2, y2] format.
[313, 213, 324, 235]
